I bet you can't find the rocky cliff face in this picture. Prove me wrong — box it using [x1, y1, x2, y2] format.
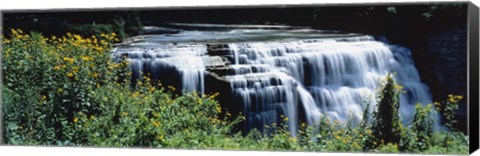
[426, 26, 467, 100]
[408, 24, 468, 131]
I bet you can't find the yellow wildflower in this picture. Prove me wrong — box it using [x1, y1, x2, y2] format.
[67, 72, 74, 78]
[53, 65, 61, 71]
[168, 85, 176, 91]
[288, 137, 298, 142]
[152, 121, 160, 127]
[74, 34, 82, 40]
[72, 66, 79, 73]
[63, 57, 74, 64]
[366, 130, 372, 135]
[301, 122, 306, 128]
[81, 56, 93, 61]
[73, 117, 78, 123]
[149, 86, 155, 92]
[11, 29, 17, 35]
[157, 135, 164, 141]
[209, 92, 220, 99]
[132, 91, 139, 98]
[335, 135, 341, 140]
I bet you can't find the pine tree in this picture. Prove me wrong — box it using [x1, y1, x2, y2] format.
[371, 73, 403, 147]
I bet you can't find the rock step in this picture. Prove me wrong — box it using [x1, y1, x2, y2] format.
[206, 64, 271, 77]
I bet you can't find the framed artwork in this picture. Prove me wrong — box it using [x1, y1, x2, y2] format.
[1, 1, 478, 155]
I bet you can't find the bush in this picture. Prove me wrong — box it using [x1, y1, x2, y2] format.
[2, 29, 124, 144]
[371, 73, 402, 147]
[411, 104, 435, 150]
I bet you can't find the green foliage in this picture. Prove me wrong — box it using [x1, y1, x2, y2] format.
[433, 94, 463, 153]
[421, 4, 467, 21]
[374, 143, 399, 153]
[411, 104, 435, 150]
[398, 125, 417, 152]
[386, 7, 397, 14]
[436, 94, 462, 130]
[65, 24, 117, 41]
[371, 73, 402, 146]
[112, 11, 144, 40]
[2, 29, 125, 145]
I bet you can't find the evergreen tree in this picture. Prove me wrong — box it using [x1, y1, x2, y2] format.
[371, 73, 403, 147]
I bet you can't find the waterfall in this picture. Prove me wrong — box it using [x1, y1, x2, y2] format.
[112, 43, 208, 94]
[112, 30, 431, 135]
[224, 37, 432, 134]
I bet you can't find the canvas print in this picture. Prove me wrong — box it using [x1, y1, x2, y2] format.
[1, 2, 477, 154]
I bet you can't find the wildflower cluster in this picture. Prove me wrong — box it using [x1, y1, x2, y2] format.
[2, 29, 129, 144]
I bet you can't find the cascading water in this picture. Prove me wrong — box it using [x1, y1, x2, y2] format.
[113, 43, 208, 94]
[112, 26, 432, 135]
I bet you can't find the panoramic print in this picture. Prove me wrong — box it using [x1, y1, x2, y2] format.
[1, 2, 471, 154]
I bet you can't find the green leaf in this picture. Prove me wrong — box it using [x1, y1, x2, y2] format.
[387, 7, 397, 14]
[8, 123, 19, 130]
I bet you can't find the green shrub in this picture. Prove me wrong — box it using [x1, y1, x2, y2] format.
[433, 94, 464, 153]
[411, 103, 435, 150]
[371, 73, 402, 147]
[2, 29, 125, 145]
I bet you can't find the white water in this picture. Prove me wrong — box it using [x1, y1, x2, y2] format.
[112, 44, 208, 94]
[225, 36, 431, 134]
[113, 30, 431, 135]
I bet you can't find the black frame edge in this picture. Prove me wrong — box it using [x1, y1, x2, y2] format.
[468, 1, 479, 154]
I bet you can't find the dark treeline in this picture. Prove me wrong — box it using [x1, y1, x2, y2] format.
[2, 2, 467, 39]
